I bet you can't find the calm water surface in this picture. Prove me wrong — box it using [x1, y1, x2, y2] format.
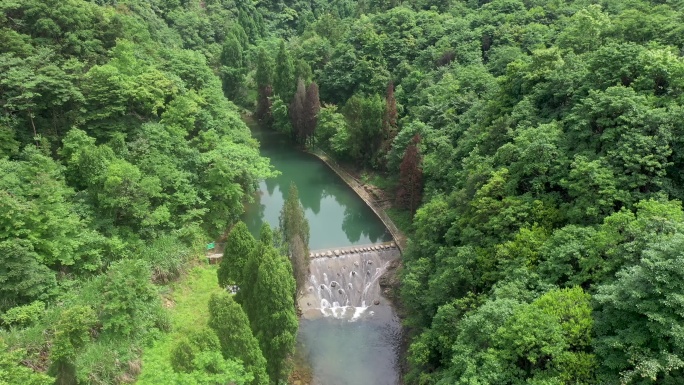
[298, 307, 402, 385]
[243, 127, 392, 249]
[242, 125, 400, 385]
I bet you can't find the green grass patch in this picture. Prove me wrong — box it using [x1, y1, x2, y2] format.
[137, 265, 223, 384]
[386, 207, 414, 235]
[165, 266, 222, 333]
[360, 172, 398, 191]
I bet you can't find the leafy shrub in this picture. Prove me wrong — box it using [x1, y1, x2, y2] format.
[138, 235, 193, 284]
[1, 301, 45, 328]
[0, 339, 53, 385]
[170, 328, 222, 373]
[100, 259, 161, 338]
[75, 339, 138, 385]
[171, 338, 196, 373]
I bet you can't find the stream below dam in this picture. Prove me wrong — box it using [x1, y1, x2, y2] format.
[242, 124, 402, 385]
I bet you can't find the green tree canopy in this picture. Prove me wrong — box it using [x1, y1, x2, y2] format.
[208, 293, 268, 385]
[273, 40, 295, 102]
[279, 182, 310, 293]
[218, 222, 257, 288]
[594, 232, 684, 384]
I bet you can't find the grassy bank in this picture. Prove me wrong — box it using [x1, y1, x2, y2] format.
[136, 265, 223, 384]
[386, 207, 414, 235]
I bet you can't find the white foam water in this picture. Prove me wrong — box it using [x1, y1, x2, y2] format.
[302, 250, 391, 321]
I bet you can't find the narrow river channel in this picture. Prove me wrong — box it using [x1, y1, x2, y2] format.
[242, 124, 402, 385]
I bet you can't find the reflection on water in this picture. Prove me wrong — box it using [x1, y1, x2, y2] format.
[297, 306, 402, 385]
[243, 127, 391, 250]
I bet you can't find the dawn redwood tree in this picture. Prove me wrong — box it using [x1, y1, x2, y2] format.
[236, 224, 274, 326]
[381, 81, 398, 165]
[342, 94, 384, 167]
[290, 78, 306, 143]
[256, 85, 273, 127]
[217, 221, 257, 288]
[396, 134, 423, 213]
[279, 182, 310, 293]
[220, 34, 243, 70]
[255, 48, 274, 125]
[255, 47, 273, 93]
[237, 224, 288, 327]
[289, 236, 308, 297]
[304, 81, 321, 147]
[220, 34, 245, 101]
[274, 40, 295, 102]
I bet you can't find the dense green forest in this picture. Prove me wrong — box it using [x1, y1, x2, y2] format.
[4, 0, 684, 384]
[0, 0, 292, 383]
[226, 0, 684, 382]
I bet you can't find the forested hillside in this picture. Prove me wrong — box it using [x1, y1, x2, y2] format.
[4, 0, 684, 384]
[245, 0, 684, 383]
[0, 0, 279, 383]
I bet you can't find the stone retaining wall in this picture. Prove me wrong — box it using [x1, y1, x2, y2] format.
[307, 149, 407, 253]
[309, 241, 399, 259]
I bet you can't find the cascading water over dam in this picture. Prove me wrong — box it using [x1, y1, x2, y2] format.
[299, 243, 400, 321]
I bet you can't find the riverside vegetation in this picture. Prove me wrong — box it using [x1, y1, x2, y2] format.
[3, 0, 684, 384]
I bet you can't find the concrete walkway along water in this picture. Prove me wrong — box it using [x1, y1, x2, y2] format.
[306, 148, 407, 253]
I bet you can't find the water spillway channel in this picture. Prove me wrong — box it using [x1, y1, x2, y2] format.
[242, 124, 401, 385]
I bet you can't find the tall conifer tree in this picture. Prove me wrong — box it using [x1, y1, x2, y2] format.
[273, 40, 295, 102]
[236, 224, 273, 326]
[255, 48, 274, 125]
[279, 182, 310, 293]
[217, 221, 256, 288]
[304, 82, 321, 147]
[208, 293, 269, 385]
[251, 246, 298, 383]
[396, 134, 423, 213]
[220, 35, 244, 100]
[381, 81, 398, 167]
[235, 224, 297, 384]
[290, 78, 307, 143]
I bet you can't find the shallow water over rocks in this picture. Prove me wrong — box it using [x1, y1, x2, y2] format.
[297, 305, 402, 385]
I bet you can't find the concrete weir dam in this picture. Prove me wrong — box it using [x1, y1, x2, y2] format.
[299, 242, 401, 320]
